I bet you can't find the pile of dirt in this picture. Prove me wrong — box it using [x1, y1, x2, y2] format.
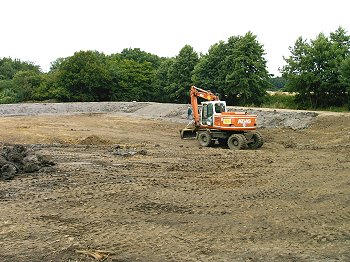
[0, 144, 55, 180]
[78, 135, 111, 145]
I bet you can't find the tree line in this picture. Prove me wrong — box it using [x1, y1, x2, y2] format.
[0, 28, 349, 110]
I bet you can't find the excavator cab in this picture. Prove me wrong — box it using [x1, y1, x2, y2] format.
[201, 101, 226, 126]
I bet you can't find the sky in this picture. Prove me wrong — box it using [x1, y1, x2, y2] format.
[1, 0, 349, 76]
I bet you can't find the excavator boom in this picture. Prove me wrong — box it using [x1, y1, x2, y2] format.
[190, 86, 219, 126]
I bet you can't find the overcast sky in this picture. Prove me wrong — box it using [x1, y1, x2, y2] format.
[1, 0, 349, 75]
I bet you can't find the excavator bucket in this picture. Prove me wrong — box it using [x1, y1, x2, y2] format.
[180, 128, 197, 139]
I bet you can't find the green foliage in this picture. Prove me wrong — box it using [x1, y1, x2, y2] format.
[282, 27, 350, 108]
[269, 76, 287, 90]
[340, 56, 350, 109]
[109, 58, 156, 102]
[262, 93, 298, 109]
[223, 32, 271, 105]
[56, 51, 115, 101]
[154, 58, 175, 102]
[166, 45, 199, 103]
[0, 35, 271, 106]
[0, 80, 16, 104]
[192, 41, 227, 89]
[0, 57, 42, 103]
[192, 32, 271, 106]
[49, 58, 66, 72]
[120, 48, 163, 69]
[0, 57, 40, 80]
[12, 70, 44, 101]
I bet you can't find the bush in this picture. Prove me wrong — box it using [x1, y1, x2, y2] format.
[262, 93, 298, 109]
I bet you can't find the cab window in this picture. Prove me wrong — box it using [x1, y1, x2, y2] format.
[202, 104, 208, 122]
[215, 103, 225, 113]
[207, 103, 213, 117]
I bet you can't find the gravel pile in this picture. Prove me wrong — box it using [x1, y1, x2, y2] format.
[230, 108, 318, 129]
[0, 102, 319, 130]
[0, 144, 55, 180]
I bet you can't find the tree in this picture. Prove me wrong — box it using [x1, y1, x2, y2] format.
[223, 32, 270, 105]
[269, 76, 287, 90]
[49, 57, 66, 72]
[340, 56, 350, 109]
[192, 32, 270, 106]
[167, 45, 199, 103]
[109, 58, 156, 102]
[0, 57, 40, 80]
[120, 48, 163, 69]
[12, 70, 44, 102]
[154, 58, 175, 102]
[192, 41, 227, 89]
[57, 51, 115, 101]
[0, 79, 16, 103]
[0, 58, 42, 103]
[282, 27, 350, 108]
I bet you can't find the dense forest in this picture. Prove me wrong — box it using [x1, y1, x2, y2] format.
[1, 28, 349, 110]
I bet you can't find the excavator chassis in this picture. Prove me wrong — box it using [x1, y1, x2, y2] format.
[180, 128, 263, 150]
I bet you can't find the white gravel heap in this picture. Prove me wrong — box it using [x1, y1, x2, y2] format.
[0, 102, 318, 130]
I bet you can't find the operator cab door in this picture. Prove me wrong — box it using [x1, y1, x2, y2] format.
[201, 103, 214, 126]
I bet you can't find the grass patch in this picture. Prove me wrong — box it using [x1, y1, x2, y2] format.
[262, 93, 299, 109]
[261, 93, 349, 112]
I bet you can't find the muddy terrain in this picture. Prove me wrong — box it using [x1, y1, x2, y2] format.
[0, 102, 349, 261]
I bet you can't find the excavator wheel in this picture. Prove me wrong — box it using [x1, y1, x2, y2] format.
[248, 132, 264, 149]
[197, 131, 214, 147]
[227, 134, 247, 150]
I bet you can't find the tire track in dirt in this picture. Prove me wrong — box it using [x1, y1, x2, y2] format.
[0, 112, 349, 261]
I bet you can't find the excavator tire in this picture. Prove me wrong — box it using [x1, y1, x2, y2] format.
[197, 131, 214, 147]
[248, 132, 264, 149]
[227, 134, 247, 150]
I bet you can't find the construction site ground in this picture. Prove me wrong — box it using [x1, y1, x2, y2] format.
[0, 102, 349, 262]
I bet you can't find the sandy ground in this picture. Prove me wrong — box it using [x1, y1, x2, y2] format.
[0, 102, 349, 261]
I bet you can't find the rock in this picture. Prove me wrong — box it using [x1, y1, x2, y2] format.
[113, 148, 147, 157]
[1, 164, 17, 180]
[37, 154, 55, 167]
[22, 155, 40, 173]
[0, 156, 9, 168]
[0, 144, 55, 180]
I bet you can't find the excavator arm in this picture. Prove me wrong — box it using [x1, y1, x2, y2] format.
[190, 86, 219, 126]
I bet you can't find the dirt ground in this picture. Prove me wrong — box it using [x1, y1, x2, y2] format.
[0, 105, 349, 261]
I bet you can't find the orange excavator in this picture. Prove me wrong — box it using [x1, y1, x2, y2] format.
[180, 86, 263, 149]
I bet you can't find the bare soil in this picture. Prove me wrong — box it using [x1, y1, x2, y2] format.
[0, 103, 349, 261]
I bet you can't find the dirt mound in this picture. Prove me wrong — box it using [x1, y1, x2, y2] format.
[78, 135, 111, 145]
[0, 144, 55, 180]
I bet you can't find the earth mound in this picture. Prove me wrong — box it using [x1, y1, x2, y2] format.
[0, 144, 55, 180]
[78, 135, 111, 145]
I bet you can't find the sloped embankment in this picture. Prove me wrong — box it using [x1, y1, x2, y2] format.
[0, 102, 318, 129]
